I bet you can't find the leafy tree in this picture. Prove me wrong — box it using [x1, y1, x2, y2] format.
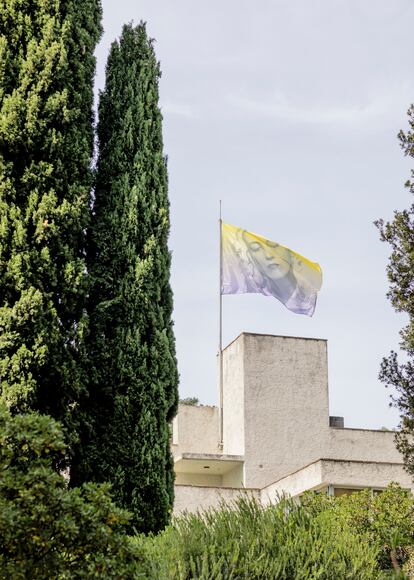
[179, 397, 199, 406]
[376, 104, 414, 477]
[0, 407, 145, 579]
[302, 484, 414, 573]
[0, 0, 102, 454]
[74, 23, 178, 534]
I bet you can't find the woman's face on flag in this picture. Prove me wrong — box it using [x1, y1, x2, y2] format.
[222, 223, 321, 316]
[246, 237, 291, 281]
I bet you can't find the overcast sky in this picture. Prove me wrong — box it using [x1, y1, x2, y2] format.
[98, 0, 414, 429]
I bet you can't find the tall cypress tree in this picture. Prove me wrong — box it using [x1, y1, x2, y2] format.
[77, 23, 178, 533]
[0, 1, 102, 450]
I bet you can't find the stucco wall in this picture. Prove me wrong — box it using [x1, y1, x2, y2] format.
[173, 484, 260, 515]
[328, 427, 402, 464]
[261, 460, 324, 505]
[222, 337, 245, 457]
[171, 333, 410, 517]
[172, 404, 220, 458]
[261, 458, 413, 505]
[175, 472, 222, 486]
[241, 334, 330, 488]
[222, 463, 244, 487]
[320, 459, 413, 491]
[174, 457, 413, 514]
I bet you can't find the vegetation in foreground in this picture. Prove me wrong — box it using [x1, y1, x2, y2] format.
[1, 406, 413, 579]
[0, 407, 144, 579]
[140, 486, 414, 579]
[139, 496, 380, 579]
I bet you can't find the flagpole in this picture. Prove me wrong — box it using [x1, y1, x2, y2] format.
[219, 200, 223, 448]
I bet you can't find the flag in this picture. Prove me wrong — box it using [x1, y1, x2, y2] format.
[221, 222, 322, 316]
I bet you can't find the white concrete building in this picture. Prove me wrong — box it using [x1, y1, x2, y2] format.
[172, 333, 413, 514]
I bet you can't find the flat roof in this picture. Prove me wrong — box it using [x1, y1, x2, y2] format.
[223, 332, 327, 351]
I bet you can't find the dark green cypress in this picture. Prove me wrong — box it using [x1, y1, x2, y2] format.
[0, 0, 102, 452]
[77, 23, 179, 533]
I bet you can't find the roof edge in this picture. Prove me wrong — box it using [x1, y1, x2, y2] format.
[223, 332, 327, 352]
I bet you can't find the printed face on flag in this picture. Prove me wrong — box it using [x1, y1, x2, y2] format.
[221, 223, 322, 316]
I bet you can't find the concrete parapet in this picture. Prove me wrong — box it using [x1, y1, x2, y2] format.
[173, 484, 260, 515]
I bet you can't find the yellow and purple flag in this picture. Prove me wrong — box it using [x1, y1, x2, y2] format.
[221, 223, 322, 316]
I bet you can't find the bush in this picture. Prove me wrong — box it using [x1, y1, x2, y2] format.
[302, 484, 414, 574]
[404, 547, 414, 578]
[0, 407, 145, 579]
[138, 496, 381, 579]
[1, 405, 412, 579]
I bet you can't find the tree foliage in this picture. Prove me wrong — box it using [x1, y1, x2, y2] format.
[138, 495, 381, 579]
[1, 410, 411, 580]
[0, 407, 145, 579]
[179, 397, 199, 406]
[376, 104, 414, 476]
[302, 484, 414, 574]
[73, 22, 178, 534]
[0, 0, 102, 454]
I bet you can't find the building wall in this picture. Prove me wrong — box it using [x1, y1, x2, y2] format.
[320, 459, 413, 491]
[222, 463, 244, 487]
[261, 458, 413, 505]
[327, 427, 402, 464]
[261, 460, 324, 505]
[172, 404, 220, 458]
[172, 333, 410, 515]
[240, 334, 330, 488]
[175, 472, 223, 486]
[222, 336, 245, 457]
[174, 484, 260, 515]
[174, 458, 413, 515]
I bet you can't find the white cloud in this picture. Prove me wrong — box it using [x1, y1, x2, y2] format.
[162, 100, 198, 119]
[228, 87, 413, 126]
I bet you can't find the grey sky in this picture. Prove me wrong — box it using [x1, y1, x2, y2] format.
[98, 0, 414, 429]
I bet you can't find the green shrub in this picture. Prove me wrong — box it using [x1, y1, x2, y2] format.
[1, 404, 411, 579]
[403, 547, 414, 578]
[302, 484, 414, 574]
[138, 496, 381, 579]
[0, 407, 146, 579]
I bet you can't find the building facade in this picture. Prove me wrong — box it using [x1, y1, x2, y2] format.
[172, 333, 413, 514]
